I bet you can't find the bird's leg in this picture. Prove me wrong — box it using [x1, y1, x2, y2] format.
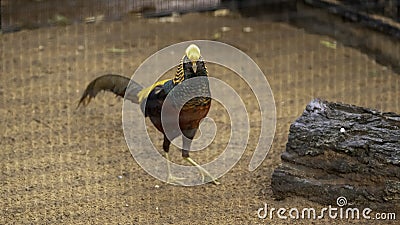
[163, 135, 185, 185]
[165, 152, 186, 185]
[182, 131, 220, 185]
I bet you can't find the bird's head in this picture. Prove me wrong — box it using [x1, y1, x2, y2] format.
[185, 44, 201, 73]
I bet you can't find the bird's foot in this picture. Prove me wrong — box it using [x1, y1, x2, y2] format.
[185, 157, 220, 185]
[199, 169, 220, 185]
[165, 152, 186, 185]
[166, 175, 186, 185]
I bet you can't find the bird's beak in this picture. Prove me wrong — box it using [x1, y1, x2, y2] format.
[192, 61, 197, 73]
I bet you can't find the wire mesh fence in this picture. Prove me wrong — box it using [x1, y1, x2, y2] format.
[1, 0, 399, 33]
[1, 1, 400, 224]
[0, 0, 221, 32]
[338, 0, 400, 21]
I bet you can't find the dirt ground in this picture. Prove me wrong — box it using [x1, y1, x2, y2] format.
[1, 12, 399, 224]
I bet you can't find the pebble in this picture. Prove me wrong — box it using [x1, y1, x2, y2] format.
[213, 9, 230, 17]
[159, 12, 181, 23]
[243, 27, 253, 33]
[85, 15, 104, 24]
[212, 32, 222, 40]
[221, 26, 231, 32]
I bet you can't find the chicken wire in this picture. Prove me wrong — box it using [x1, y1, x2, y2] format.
[0, 0, 221, 32]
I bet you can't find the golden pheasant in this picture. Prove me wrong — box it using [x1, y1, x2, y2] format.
[78, 44, 219, 185]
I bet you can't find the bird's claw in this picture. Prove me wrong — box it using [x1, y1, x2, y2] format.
[167, 175, 186, 185]
[210, 178, 220, 185]
[185, 157, 220, 185]
[200, 171, 220, 185]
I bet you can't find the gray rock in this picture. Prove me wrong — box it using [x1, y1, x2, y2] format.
[271, 98, 400, 212]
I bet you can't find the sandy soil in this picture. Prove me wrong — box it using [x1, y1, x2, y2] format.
[1, 12, 399, 224]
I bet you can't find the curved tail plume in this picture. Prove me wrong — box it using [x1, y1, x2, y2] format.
[77, 74, 143, 108]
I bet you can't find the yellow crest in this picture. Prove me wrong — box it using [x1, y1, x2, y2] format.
[185, 44, 201, 62]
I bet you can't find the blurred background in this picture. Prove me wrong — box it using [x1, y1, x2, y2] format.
[2, 0, 398, 32]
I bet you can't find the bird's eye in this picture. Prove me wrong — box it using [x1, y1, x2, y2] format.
[183, 62, 192, 70]
[196, 60, 204, 67]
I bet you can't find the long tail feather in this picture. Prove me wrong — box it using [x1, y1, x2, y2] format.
[77, 74, 143, 108]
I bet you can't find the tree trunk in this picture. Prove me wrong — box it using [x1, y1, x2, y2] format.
[271, 98, 400, 212]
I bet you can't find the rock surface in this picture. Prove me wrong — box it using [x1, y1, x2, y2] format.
[272, 98, 400, 211]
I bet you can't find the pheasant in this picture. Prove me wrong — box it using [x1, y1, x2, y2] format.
[78, 44, 220, 185]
